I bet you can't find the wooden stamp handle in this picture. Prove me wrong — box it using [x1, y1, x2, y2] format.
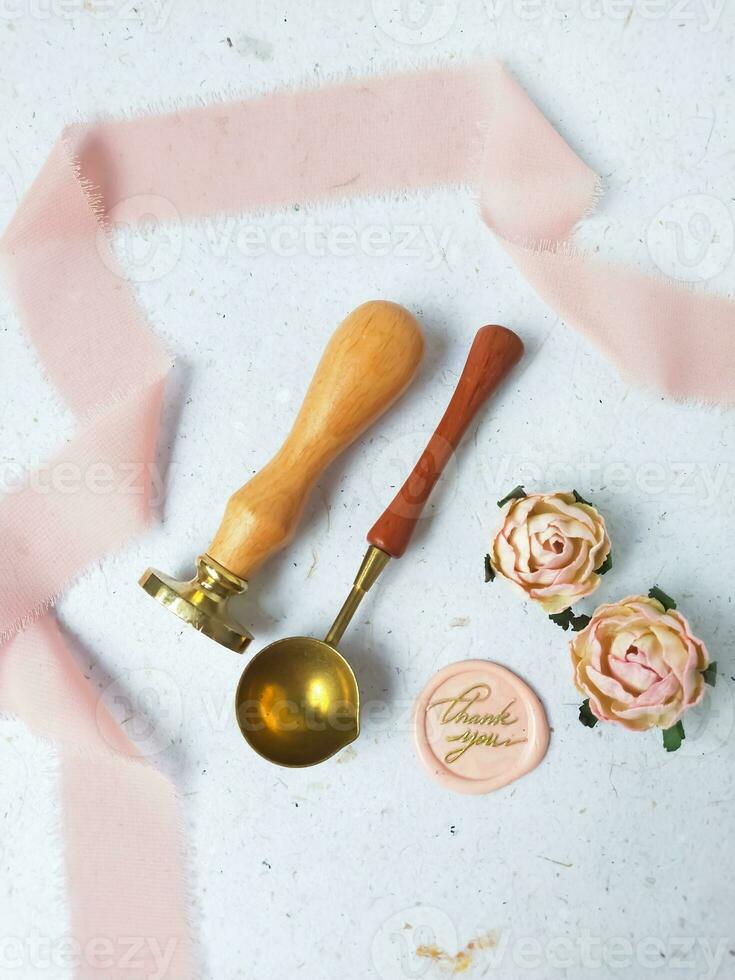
[207, 301, 424, 579]
[367, 325, 523, 559]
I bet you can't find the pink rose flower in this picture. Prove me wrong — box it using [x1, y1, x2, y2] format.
[571, 595, 710, 731]
[490, 492, 611, 615]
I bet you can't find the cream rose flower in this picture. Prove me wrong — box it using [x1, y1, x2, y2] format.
[571, 595, 709, 731]
[490, 492, 611, 615]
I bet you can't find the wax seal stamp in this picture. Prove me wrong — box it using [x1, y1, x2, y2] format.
[414, 660, 549, 794]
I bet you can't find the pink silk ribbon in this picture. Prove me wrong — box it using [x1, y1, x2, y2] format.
[1, 62, 733, 978]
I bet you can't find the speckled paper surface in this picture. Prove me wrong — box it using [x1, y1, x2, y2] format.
[1, 4, 734, 978]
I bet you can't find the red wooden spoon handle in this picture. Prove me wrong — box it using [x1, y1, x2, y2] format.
[366, 325, 523, 558]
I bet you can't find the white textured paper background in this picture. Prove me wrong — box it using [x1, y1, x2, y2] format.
[1, 3, 734, 978]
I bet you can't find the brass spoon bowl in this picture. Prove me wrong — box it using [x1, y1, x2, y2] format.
[236, 636, 359, 767]
[235, 544, 389, 766]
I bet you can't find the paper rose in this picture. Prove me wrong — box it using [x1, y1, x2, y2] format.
[489, 491, 611, 615]
[570, 595, 710, 733]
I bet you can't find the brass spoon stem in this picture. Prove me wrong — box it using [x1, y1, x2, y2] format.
[324, 545, 391, 646]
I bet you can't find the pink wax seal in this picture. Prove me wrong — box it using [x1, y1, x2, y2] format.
[414, 660, 549, 794]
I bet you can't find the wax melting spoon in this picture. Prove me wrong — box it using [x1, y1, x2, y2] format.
[139, 301, 425, 652]
[236, 325, 524, 767]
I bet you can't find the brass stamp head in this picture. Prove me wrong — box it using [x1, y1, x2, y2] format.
[139, 555, 253, 653]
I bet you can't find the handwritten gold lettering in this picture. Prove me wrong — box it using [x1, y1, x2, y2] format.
[444, 728, 527, 764]
[426, 684, 526, 765]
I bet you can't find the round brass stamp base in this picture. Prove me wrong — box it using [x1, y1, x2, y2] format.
[139, 556, 253, 654]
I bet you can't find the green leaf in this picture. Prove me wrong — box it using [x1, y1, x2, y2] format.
[497, 485, 526, 508]
[484, 555, 495, 583]
[572, 489, 592, 506]
[549, 608, 591, 632]
[648, 586, 677, 611]
[549, 608, 575, 631]
[571, 613, 591, 631]
[579, 699, 598, 728]
[702, 662, 717, 687]
[662, 721, 685, 752]
[595, 552, 613, 576]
